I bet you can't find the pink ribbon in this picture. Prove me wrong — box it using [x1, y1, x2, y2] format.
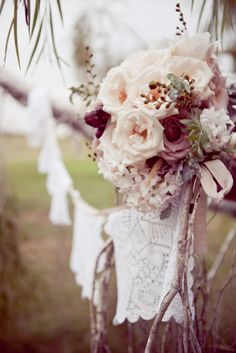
[193, 159, 233, 255]
[199, 159, 233, 202]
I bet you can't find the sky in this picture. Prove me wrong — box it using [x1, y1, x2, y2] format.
[0, 0, 232, 133]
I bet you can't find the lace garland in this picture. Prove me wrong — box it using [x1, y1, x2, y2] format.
[105, 192, 194, 324]
[70, 195, 106, 300]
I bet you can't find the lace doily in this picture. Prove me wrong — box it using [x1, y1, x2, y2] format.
[105, 193, 194, 324]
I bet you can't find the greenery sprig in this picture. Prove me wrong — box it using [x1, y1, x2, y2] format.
[69, 46, 100, 106]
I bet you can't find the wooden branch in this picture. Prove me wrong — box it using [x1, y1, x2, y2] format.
[0, 69, 93, 139]
[144, 181, 194, 353]
[90, 239, 114, 353]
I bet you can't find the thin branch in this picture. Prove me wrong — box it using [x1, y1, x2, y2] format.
[90, 239, 114, 353]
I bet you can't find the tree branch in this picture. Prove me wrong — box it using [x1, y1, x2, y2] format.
[0, 69, 93, 139]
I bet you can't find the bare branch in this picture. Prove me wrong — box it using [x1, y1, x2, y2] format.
[0, 69, 93, 139]
[90, 239, 114, 353]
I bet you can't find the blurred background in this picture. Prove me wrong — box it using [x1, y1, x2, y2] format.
[0, 1, 236, 352]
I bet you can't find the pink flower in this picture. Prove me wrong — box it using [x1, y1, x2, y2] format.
[208, 60, 228, 110]
[160, 115, 190, 163]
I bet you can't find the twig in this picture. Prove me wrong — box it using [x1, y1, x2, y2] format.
[90, 239, 114, 353]
[144, 180, 194, 353]
[181, 185, 201, 353]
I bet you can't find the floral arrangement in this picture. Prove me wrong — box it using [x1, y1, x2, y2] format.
[83, 9, 235, 213]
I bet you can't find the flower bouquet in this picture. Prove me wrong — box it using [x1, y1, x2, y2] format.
[82, 5, 235, 325]
[84, 28, 234, 213]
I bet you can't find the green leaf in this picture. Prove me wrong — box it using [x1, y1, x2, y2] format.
[49, 4, 61, 71]
[221, 1, 227, 40]
[0, 0, 6, 15]
[55, 0, 63, 24]
[30, 0, 40, 38]
[26, 17, 44, 73]
[191, 0, 195, 12]
[213, 0, 218, 40]
[27, 0, 31, 32]
[3, 19, 13, 66]
[197, 0, 207, 31]
[13, 0, 21, 69]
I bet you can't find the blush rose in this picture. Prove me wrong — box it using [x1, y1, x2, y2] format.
[160, 114, 190, 163]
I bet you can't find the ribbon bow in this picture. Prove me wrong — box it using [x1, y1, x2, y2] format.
[199, 159, 233, 202]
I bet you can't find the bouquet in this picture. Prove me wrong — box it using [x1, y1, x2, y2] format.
[84, 29, 235, 213]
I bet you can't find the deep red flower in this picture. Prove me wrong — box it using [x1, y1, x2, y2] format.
[84, 106, 111, 138]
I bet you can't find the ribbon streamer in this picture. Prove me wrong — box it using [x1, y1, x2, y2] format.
[199, 159, 233, 202]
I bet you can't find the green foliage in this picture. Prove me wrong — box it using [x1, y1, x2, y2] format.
[167, 73, 190, 98]
[181, 110, 208, 160]
[1, 0, 64, 73]
[192, 0, 236, 40]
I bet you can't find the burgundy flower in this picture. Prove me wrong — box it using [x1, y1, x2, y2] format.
[160, 114, 190, 163]
[84, 106, 111, 138]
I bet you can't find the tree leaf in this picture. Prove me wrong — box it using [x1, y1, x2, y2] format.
[30, 0, 40, 38]
[13, 0, 21, 69]
[3, 19, 13, 66]
[213, 0, 218, 40]
[0, 0, 6, 15]
[221, 1, 227, 40]
[27, 0, 31, 31]
[55, 0, 63, 24]
[197, 0, 207, 31]
[49, 4, 61, 70]
[191, 0, 195, 12]
[26, 17, 44, 73]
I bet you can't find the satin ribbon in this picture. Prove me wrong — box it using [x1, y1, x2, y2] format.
[193, 159, 233, 255]
[199, 159, 233, 202]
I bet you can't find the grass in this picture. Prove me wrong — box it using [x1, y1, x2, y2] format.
[1, 135, 236, 353]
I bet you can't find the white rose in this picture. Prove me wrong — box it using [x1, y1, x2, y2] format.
[165, 56, 213, 100]
[97, 124, 134, 189]
[150, 32, 213, 62]
[98, 66, 130, 117]
[170, 32, 213, 61]
[120, 48, 171, 79]
[128, 65, 178, 119]
[112, 109, 164, 163]
[200, 107, 234, 152]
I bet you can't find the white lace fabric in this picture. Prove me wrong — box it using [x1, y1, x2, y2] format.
[70, 196, 106, 300]
[105, 193, 194, 324]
